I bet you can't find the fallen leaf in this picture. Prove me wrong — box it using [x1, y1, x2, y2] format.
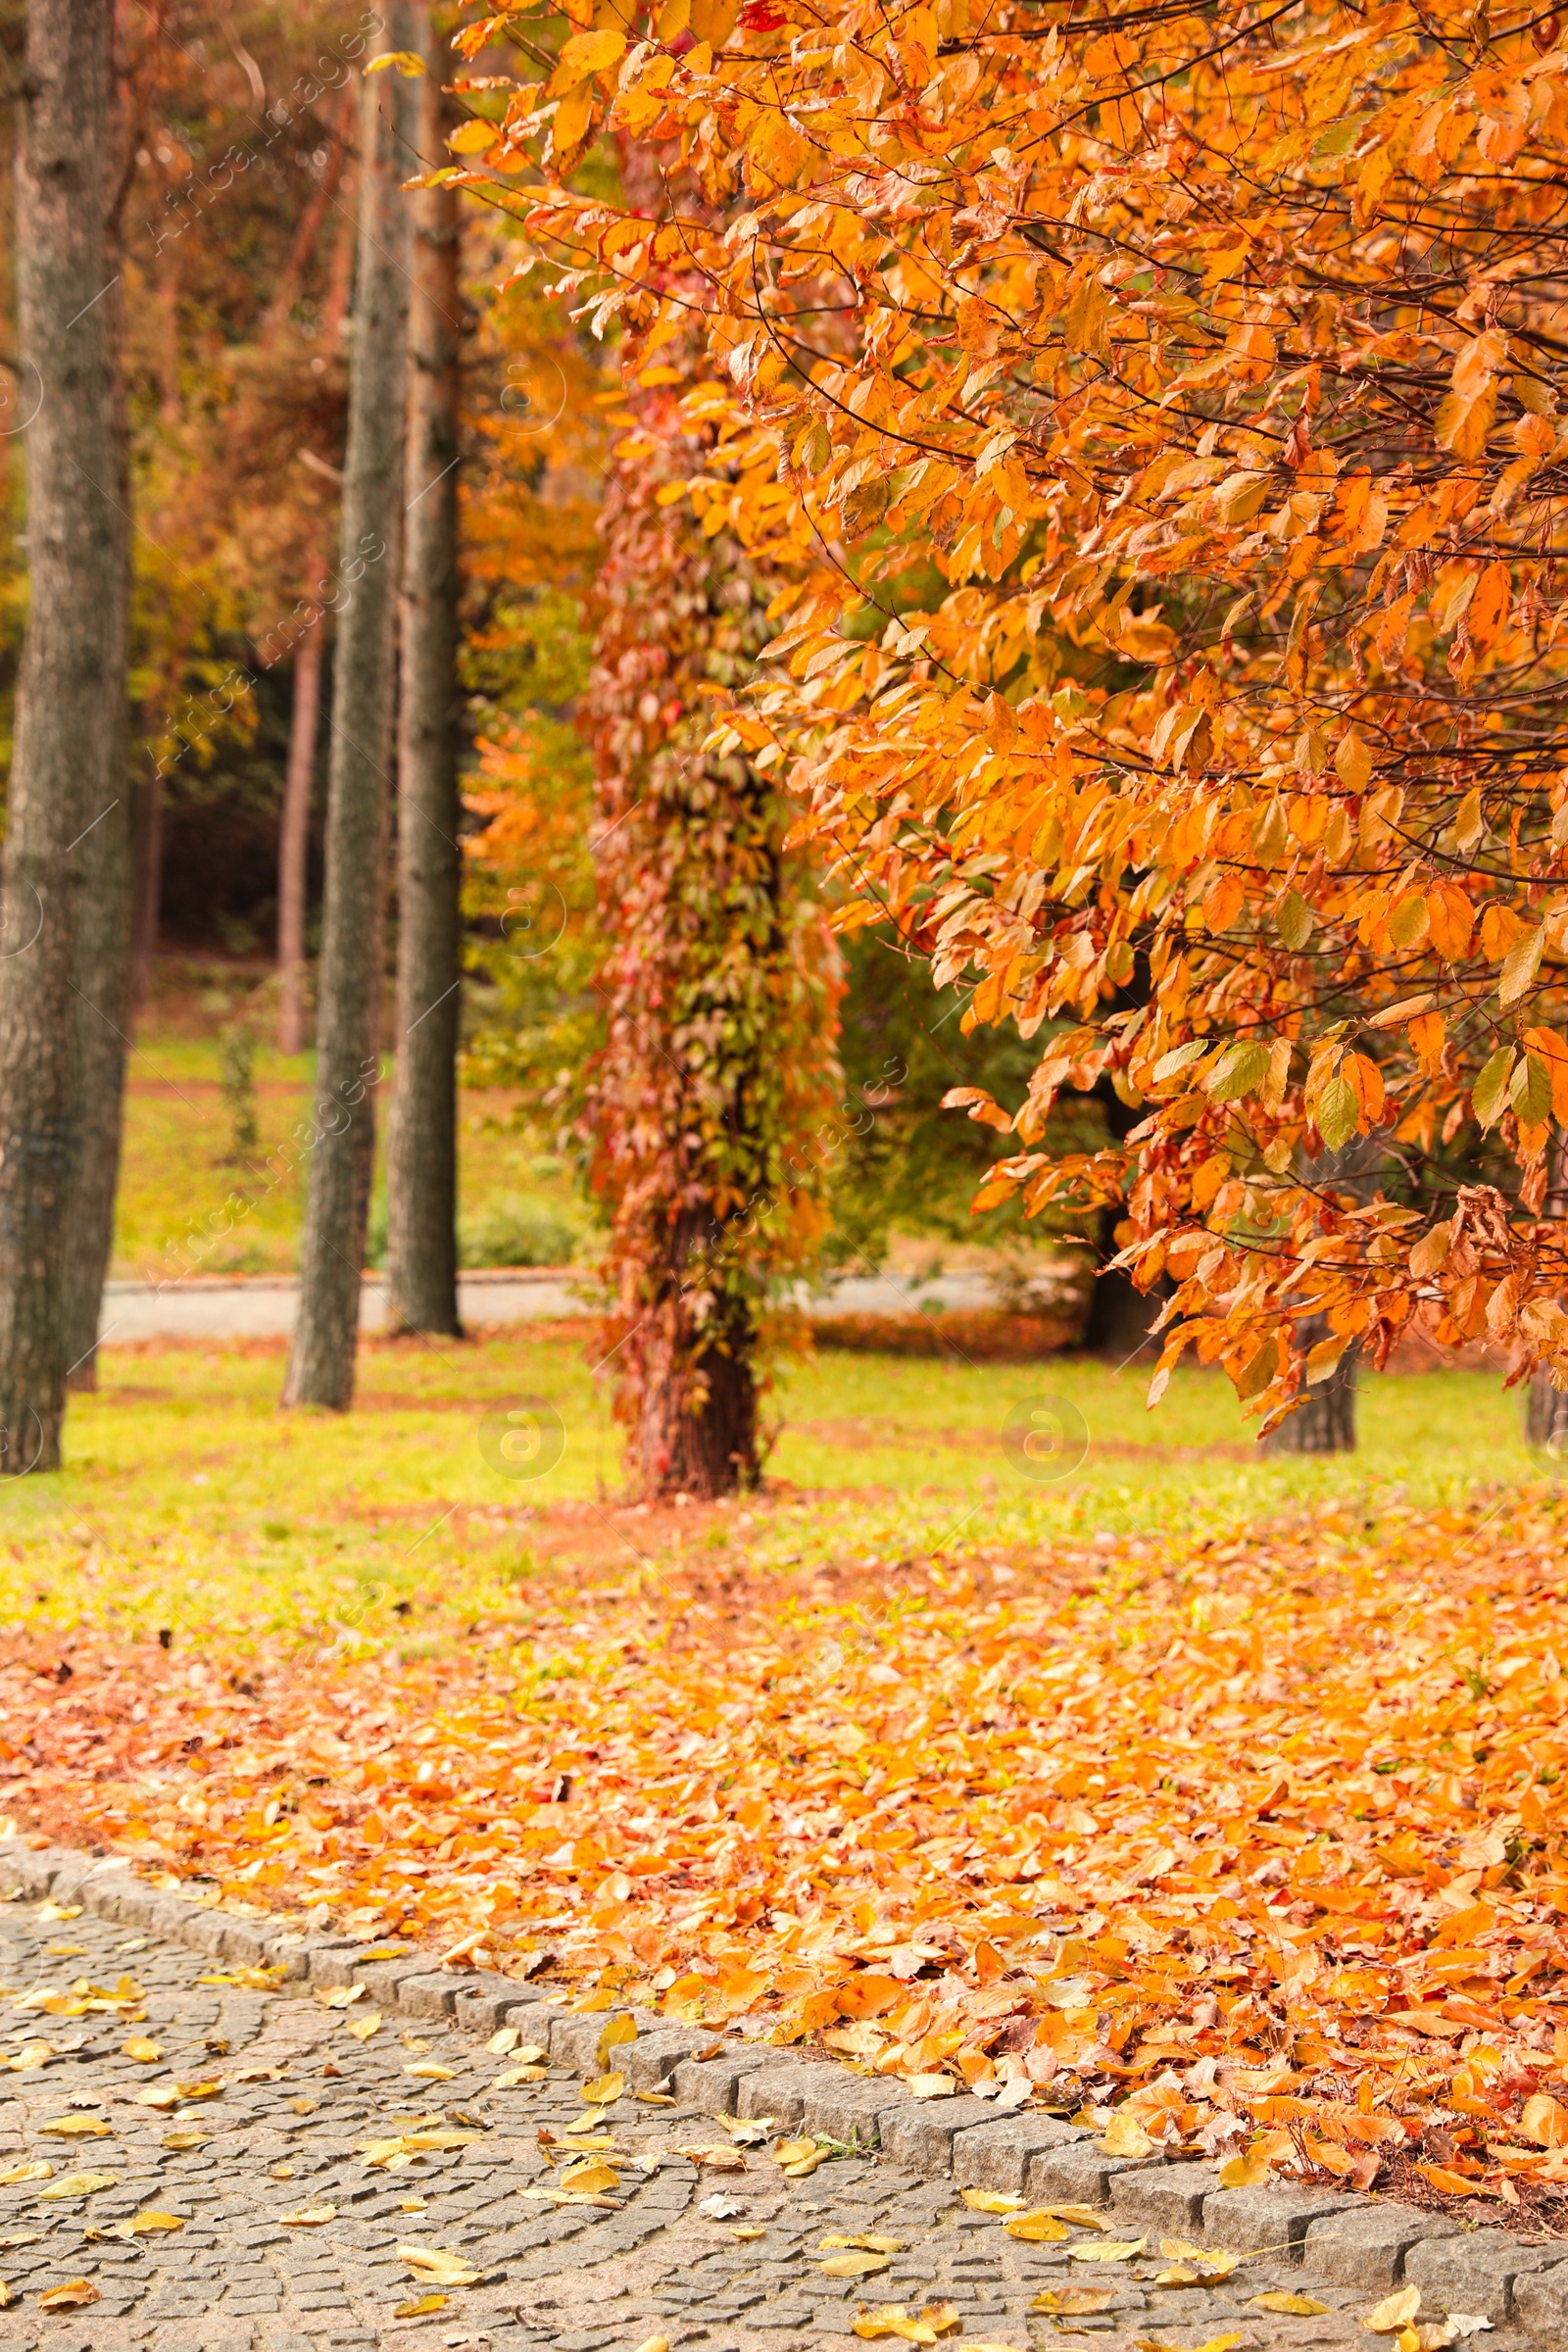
[906, 2074, 956, 2099]
[163, 2132, 210, 2151]
[962, 2189, 1025, 2214]
[1070, 2237, 1146, 2262]
[1005, 2211, 1070, 2242]
[560, 2158, 619, 2194]
[1417, 2162, 1490, 2197]
[37, 2171, 117, 2200]
[494, 2064, 548, 2087]
[1101, 2110, 1155, 2158]
[637, 2089, 676, 2105]
[0, 2161, 51, 2187]
[581, 2069, 625, 2104]
[1253, 2293, 1331, 2316]
[38, 2115, 111, 2137]
[404, 2061, 456, 2080]
[854, 2306, 961, 2344]
[1218, 2149, 1274, 2188]
[397, 2242, 484, 2285]
[632, 2338, 671, 2352]
[598, 2015, 636, 2069]
[823, 2250, 893, 2278]
[38, 2278, 99, 2310]
[4, 2038, 54, 2072]
[732, 2225, 765, 2240]
[394, 2292, 449, 2318]
[822, 2231, 907, 2253]
[698, 2190, 741, 2219]
[281, 2206, 337, 2226]
[356, 1941, 411, 1963]
[288, 2098, 318, 2115]
[122, 2036, 162, 2063]
[173, 2079, 223, 2100]
[315, 1984, 366, 2009]
[1368, 2288, 1423, 2333]
[1031, 2289, 1116, 2316]
[133, 2086, 181, 2109]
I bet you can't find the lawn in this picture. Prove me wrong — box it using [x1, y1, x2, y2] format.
[4, 1333, 1567, 2215]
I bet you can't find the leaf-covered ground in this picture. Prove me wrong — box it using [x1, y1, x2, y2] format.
[3, 1339, 1565, 2215]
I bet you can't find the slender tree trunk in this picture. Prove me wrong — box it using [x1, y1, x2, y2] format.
[0, 0, 121, 1471]
[62, 97, 134, 1398]
[276, 620, 323, 1055]
[1528, 1373, 1568, 1449]
[283, 14, 416, 1411]
[1260, 1310, 1358, 1454]
[387, 22, 462, 1338]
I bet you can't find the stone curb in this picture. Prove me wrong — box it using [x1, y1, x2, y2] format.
[6, 1837, 1563, 2336]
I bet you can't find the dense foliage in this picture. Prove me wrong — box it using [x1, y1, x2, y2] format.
[437, 0, 1568, 1430]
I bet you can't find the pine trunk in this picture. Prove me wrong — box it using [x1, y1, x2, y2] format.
[276, 620, 323, 1056]
[283, 19, 415, 1411]
[0, 0, 121, 1471]
[387, 27, 462, 1339]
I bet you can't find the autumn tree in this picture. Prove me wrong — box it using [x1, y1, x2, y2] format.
[467, 0, 1568, 1439]
[583, 388, 843, 1494]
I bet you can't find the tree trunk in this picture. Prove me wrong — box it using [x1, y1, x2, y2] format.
[1527, 1371, 1568, 1451]
[0, 0, 121, 1471]
[637, 1281, 760, 1496]
[1260, 1310, 1358, 1454]
[387, 22, 462, 1339]
[62, 119, 134, 1398]
[1082, 1210, 1169, 1363]
[276, 619, 323, 1055]
[283, 14, 416, 1411]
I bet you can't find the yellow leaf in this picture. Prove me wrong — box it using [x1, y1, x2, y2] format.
[1253, 2293, 1330, 2315]
[1218, 2148, 1272, 2188]
[38, 2170, 118, 2199]
[1101, 2110, 1154, 2158]
[447, 116, 499, 153]
[582, 2070, 625, 2105]
[38, 2278, 99, 2310]
[961, 2188, 1025, 2213]
[397, 2243, 484, 2285]
[549, 25, 627, 93]
[122, 2036, 163, 2062]
[494, 2064, 549, 2088]
[1368, 2287, 1422, 2332]
[395, 2294, 450, 2318]
[366, 49, 425, 75]
[173, 2079, 223, 2099]
[560, 2159, 620, 2194]
[39, 2115, 111, 2137]
[281, 2206, 337, 2226]
[1523, 2092, 1568, 2147]
[1004, 2210, 1070, 2241]
[404, 2062, 456, 2080]
[821, 2232, 907, 2253]
[316, 1984, 366, 2009]
[134, 2084, 181, 2109]
[0, 2161, 51, 2186]
[162, 2131, 210, 2151]
[1070, 2237, 1146, 2262]
[346, 2010, 382, 2042]
[1032, 2289, 1116, 2315]
[129, 2209, 183, 2233]
[633, 2339, 672, 2352]
[597, 2015, 637, 2070]
[823, 2250, 893, 2277]
[906, 2074, 956, 2099]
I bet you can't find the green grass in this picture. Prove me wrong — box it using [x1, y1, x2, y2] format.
[112, 1026, 590, 1279]
[0, 1332, 1546, 1657]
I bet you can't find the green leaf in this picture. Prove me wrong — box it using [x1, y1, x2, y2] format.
[1511, 1051, 1553, 1128]
[1274, 888, 1313, 951]
[1501, 924, 1545, 1009]
[1473, 1044, 1516, 1129]
[1316, 1071, 1358, 1152]
[1206, 1041, 1271, 1103]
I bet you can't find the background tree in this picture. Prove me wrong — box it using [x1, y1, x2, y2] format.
[388, 9, 464, 1338]
[284, 21, 416, 1410]
[0, 0, 122, 1471]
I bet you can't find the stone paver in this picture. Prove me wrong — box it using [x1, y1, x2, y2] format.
[0, 1891, 1560, 2351]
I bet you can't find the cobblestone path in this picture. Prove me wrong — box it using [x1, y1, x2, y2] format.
[0, 1892, 1495, 2352]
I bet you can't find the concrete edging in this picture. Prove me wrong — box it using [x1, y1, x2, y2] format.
[3, 1838, 1559, 2338]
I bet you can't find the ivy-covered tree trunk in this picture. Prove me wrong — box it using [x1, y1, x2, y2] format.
[283, 14, 416, 1410]
[584, 400, 843, 1498]
[0, 0, 122, 1469]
